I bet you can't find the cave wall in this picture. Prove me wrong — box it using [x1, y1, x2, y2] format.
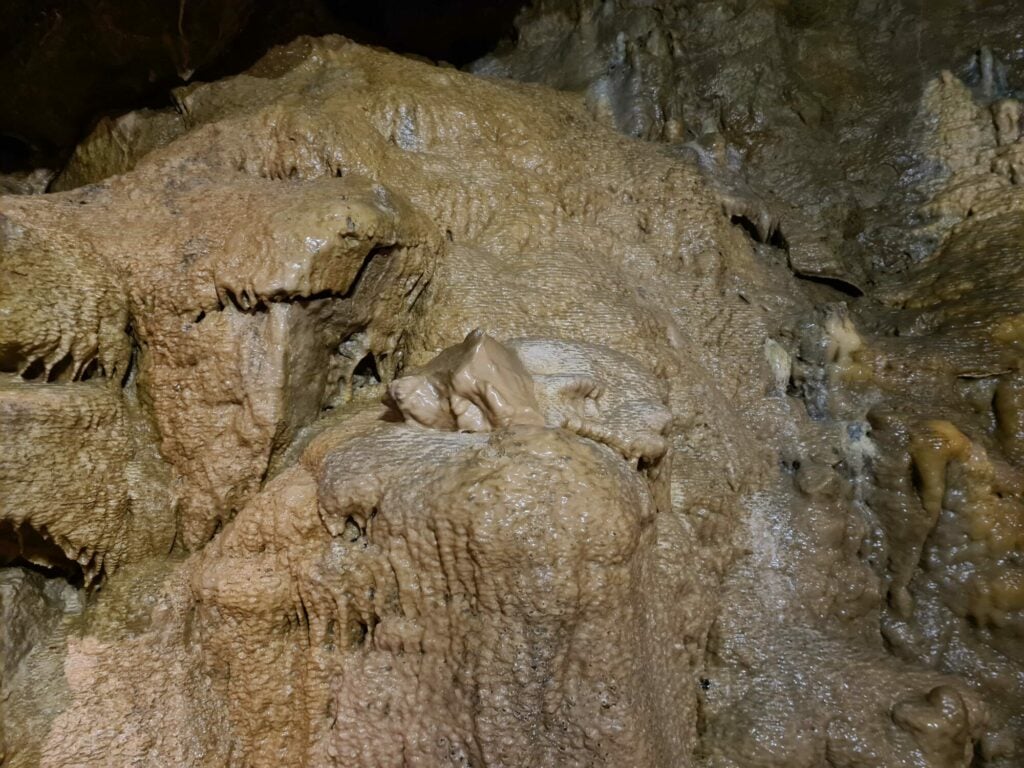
[1, 2, 1023, 766]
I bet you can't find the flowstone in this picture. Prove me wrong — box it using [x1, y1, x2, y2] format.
[0, 32, 1021, 768]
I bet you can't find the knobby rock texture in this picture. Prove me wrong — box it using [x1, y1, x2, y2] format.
[0, 2, 1023, 766]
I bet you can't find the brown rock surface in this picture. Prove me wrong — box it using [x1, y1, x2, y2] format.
[0, 16, 1023, 767]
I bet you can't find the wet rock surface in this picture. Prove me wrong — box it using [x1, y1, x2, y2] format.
[0, 3, 1023, 766]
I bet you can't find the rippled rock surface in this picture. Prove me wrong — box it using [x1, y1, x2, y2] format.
[1, 13, 1023, 766]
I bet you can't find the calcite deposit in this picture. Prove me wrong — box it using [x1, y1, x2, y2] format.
[1, 3, 1024, 766]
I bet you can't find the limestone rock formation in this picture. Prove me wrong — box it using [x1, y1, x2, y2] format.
[386, 330, 545, 432]
[0, 8, 1023, 766]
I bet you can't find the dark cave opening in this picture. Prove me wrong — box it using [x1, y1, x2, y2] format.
[730, 213, 788, 251]
[0, 134, 34, 174]
[0, 0, 527, 172]
[352, 352, 382, 389]
[331, 0, 523, 67]
[0, 520, 86, 588]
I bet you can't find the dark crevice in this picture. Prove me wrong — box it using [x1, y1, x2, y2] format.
[352, 613, 380, 646]
[768, 229, 788, 250]
[324, 618, 337, 647]
[213, 286, 345, 313]
[352, 353, 381, 389]
[354, 619, 369, 645]
[3, 352, 111, 383]
[0, 133, 33, 174]
[298, 599, 311, 640]
[337, 244, 382, 302]
[0, 520, 86, 588]
[730, 214, 789, 250]
[120, 333, 139, 388]
[0, 347, 19, 374]
[1, 333, 129, 384]
[207, 245, 390, 316]
[46, 351, 75, 382]
[793, 273, 864, 298]
[637, 455, 659, 474]
[20, 357, 46, 381]
[79, 357, 100, 381]
[730, 213, 761, 243]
